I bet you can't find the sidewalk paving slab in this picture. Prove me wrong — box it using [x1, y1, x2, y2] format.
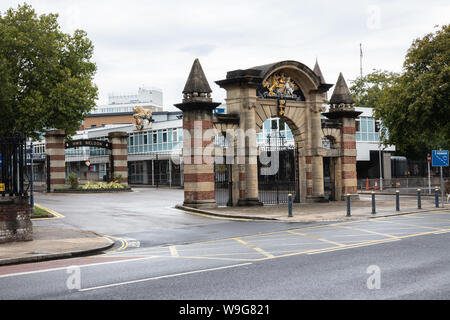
[176, 197, 448, 223]
[0, 226, 114, 266]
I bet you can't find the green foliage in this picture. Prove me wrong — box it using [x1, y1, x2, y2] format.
[112, 173, 123, 184]
[350, 25, 450, 159]
[0, 4, 98, 139]
[350, 70, 399, 109]
[82, 181, 126, 190]
[67, 173, 78, 189]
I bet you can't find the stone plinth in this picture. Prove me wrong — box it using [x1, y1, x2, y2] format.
[0, 196, 32, 243]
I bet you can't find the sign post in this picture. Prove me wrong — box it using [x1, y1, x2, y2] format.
[432, 150, 449, 207]
[427, 153, 431, 194]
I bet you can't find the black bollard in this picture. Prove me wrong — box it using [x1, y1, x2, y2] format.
[371, 191, 376, 214]
[346, 194, 351, 217]
[417, 189, 421, 209]
[435, 187, 439, 208]
[288, 193, 293, 217]
[396, 190, 400, 211]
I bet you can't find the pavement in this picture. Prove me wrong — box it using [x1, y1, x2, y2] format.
[0, 225, 113, 266]
[176, 195, 448, 222]
[0, 193, 446, 267]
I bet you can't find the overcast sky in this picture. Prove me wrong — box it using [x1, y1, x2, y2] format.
[2, 0, 449, 110]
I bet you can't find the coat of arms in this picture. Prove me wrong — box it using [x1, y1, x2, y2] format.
[258, 73, 305, 101]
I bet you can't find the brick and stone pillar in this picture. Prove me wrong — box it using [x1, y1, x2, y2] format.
[323, 73, 361, 199]
[0, 196, 33, 243]
[175, 59, 220, 209]
[45, 129, 66, 191]
[108, 132, 128, 185]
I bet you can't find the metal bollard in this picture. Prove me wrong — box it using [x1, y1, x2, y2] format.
[371, 191, 376, 214]
[417, 189, 421, 209]
[435, 187, 439, 208]
[288, 193, 293, 217]
[396, 190, 400, 211]
[346, 194, 351, 217]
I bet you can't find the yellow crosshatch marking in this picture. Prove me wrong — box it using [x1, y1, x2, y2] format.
[107, 210, 450, 262]
[233, 238, 275, 258]
[286, 230, 345, 247]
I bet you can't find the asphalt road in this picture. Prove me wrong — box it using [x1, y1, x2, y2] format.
[0, 189, 449, 300]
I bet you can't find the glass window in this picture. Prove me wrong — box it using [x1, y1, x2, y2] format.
[279, 118, 285, 131]
[144, 134, 148, 145]
[375, 121, 381, 133]
[367, 118, 374, 133]
[355, 120, 361, 132]
[271, 119, 278, 130]
[153, 133, 157, 144]
[163, 131, 167, 143]
[173, 129, 177, 142]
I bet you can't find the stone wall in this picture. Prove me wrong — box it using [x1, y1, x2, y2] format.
[0, 196, 32, 243]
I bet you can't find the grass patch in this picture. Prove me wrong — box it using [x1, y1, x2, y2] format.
[31, 206, 54, 219]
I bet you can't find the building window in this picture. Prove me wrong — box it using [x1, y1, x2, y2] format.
[271, 119, 278, 130]
[173, 129, 177, 142]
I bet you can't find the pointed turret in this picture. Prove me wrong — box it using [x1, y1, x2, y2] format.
[174, 58, 220, 111]
[182, 58, 212, 103]
[329, 72, 354, 107]
[313, 59, 325, 83]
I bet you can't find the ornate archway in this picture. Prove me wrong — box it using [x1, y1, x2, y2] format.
[175, 59, 360, 208]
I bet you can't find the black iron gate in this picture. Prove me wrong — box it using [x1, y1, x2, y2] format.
[0, 137, 28, 197]
[258, 145, 299, 204]
[214, 162, 231, 207]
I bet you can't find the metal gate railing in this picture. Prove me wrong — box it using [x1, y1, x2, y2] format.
[214, 163, 231, 206]
[0, 137, 28, 197]
[258, 146, 299, 205]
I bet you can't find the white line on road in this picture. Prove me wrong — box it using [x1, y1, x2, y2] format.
[78, 262, 253, 292]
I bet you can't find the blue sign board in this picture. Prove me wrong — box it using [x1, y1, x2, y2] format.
[0, 154, 2, 168]
[432, 150, 449, 167]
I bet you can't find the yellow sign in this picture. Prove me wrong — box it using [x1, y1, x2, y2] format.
[0, 183, 5, 192]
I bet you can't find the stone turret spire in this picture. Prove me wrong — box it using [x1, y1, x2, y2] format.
[313, 59, 325, 83]
[329, 72, 354, 110]
[182, 58, 212, 103]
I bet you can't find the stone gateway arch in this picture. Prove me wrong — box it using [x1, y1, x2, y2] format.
[175, 59, 360, 209]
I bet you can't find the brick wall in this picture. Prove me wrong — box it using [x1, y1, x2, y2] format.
[0, 196, 32, 243]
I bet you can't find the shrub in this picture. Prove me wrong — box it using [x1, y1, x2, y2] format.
[81, 181, 126, 190]
[113, 174, 123, 184]
[68, 173, 79, 189]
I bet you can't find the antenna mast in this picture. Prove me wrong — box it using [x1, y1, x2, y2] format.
[360, 43, 363, 78]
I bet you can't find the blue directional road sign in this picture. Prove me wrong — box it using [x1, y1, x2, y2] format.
[432, 150, 449, 167]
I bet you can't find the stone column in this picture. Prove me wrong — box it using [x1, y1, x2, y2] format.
[108, 132, 128, 185]
[239, 100, 261, 206]
[323, 73, 361, 199]
[181, 110, 216, 208]
[340, 118, 358, 196]
[174, 59, 220, 209]
[45, 129, 66, 191]
[310, 101, 326, 199]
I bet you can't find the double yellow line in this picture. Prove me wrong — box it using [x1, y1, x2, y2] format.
[103, 235, 129, 253]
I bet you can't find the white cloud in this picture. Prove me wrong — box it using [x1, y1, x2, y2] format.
[2, 0, 449, 110]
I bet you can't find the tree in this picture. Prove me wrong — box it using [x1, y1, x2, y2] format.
[351, 25, 450, 159]
[0, 4, 98, 139]
[350, 70, 399, 109]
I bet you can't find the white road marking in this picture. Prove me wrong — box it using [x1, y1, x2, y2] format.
[78, 262, 253, 292]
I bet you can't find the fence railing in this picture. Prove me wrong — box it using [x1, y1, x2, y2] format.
[0, 137, 28, 197]
[358, 177, 449, 195]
